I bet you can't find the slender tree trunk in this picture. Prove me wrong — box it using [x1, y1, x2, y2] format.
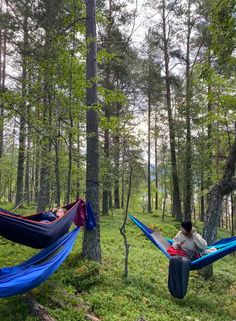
[8, 121, 16, 202]
[36, 0, 58, 211]
[55, 133, 61, 207]
[66, 51, 74, 204]
[183, 0, 192, 220]
[200, 125, 205, 221]
[120, 166, 132, 278]
[114, 137, 120, 209]
[231, 193, 235, 236]
[0, 14, 2, 84]
[162, 0, 182, 220]
[108, 191, 112, 209]
[30, 149, 35, 203]
[207, 54, 213, 189]
[24, 98, 31, 205]
[15, 14, 28, 207]
[76, 124, 81, 200]
[15, 114, 26, 207]
[154, 106, 158, 210]
[102, 126, 109, 215]
[67, 128, 73, 202]
[37, 75, 52, 211]
[225, 196, 228, 229]
[147, 51, 152, 213]
[200, 171, 205, 221]
[66, 108, 73, 204]
[102, 0, 113, 215]
[161, 142, 167, 221]
[37, 137, 51, 212]
[83, 0, 101, 262]
[0, 107, 3, 191]
[121, 144, 125, 209]
[114, 102, 120, 209]
[34, 138, 40, 203]
[162, 166, 167, 221]
[0, 25, 6, 190]
[24, 131, 30, 205]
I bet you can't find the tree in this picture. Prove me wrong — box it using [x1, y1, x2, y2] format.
[161, 0, 182, 220]
[15, 3, 29, 207]
[83, 0, 101, 262]
[203, 138, 236, 244]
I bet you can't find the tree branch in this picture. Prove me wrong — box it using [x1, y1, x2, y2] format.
[24, 293, 56, 321]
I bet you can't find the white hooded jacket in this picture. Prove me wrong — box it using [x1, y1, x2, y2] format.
[172, 227, 207, 259]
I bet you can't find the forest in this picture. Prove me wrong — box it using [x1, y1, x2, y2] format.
[0, 0, 235, 320]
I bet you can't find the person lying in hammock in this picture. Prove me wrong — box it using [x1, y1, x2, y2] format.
[40, 208, 68, 223]
[168, 220, 207, 261]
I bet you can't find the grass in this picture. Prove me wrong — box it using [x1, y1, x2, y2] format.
[0, 206, 235, 321]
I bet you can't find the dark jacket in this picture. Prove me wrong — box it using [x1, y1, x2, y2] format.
[40, 211, 57, 222]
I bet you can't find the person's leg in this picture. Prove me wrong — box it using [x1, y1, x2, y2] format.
[168, 255, 191, 299]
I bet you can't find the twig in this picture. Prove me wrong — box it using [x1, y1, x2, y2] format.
[120, 166, 132, 278]
[12, 199, 25, 211]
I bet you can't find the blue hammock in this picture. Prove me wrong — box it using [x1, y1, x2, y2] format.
[129, 215, 236, 270]
[0, 227, 80, 298]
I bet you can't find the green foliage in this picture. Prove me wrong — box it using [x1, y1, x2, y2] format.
[210, 0, 236, 64]
[60, 259, 103, 292]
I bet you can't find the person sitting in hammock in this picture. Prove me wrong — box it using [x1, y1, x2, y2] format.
[40, 208, 67, 223]
[169, 220, 207, 260]
[167, 220, 207, 299]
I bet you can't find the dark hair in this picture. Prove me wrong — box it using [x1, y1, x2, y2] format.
[181, 220, 192, 233]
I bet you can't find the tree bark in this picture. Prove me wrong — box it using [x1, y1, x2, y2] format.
[162, 0, 182, 220]
[204, 138, 236, 245]
[83, 0, 101, 262]
[201, 139, 236, 279]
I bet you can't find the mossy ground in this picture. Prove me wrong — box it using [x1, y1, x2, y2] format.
[0, 206, 235, 321]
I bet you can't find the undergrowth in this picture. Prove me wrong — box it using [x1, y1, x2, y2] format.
[0, 206, 235, 321]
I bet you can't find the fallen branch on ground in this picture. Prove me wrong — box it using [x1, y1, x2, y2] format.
[24, 292, 55, 321]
